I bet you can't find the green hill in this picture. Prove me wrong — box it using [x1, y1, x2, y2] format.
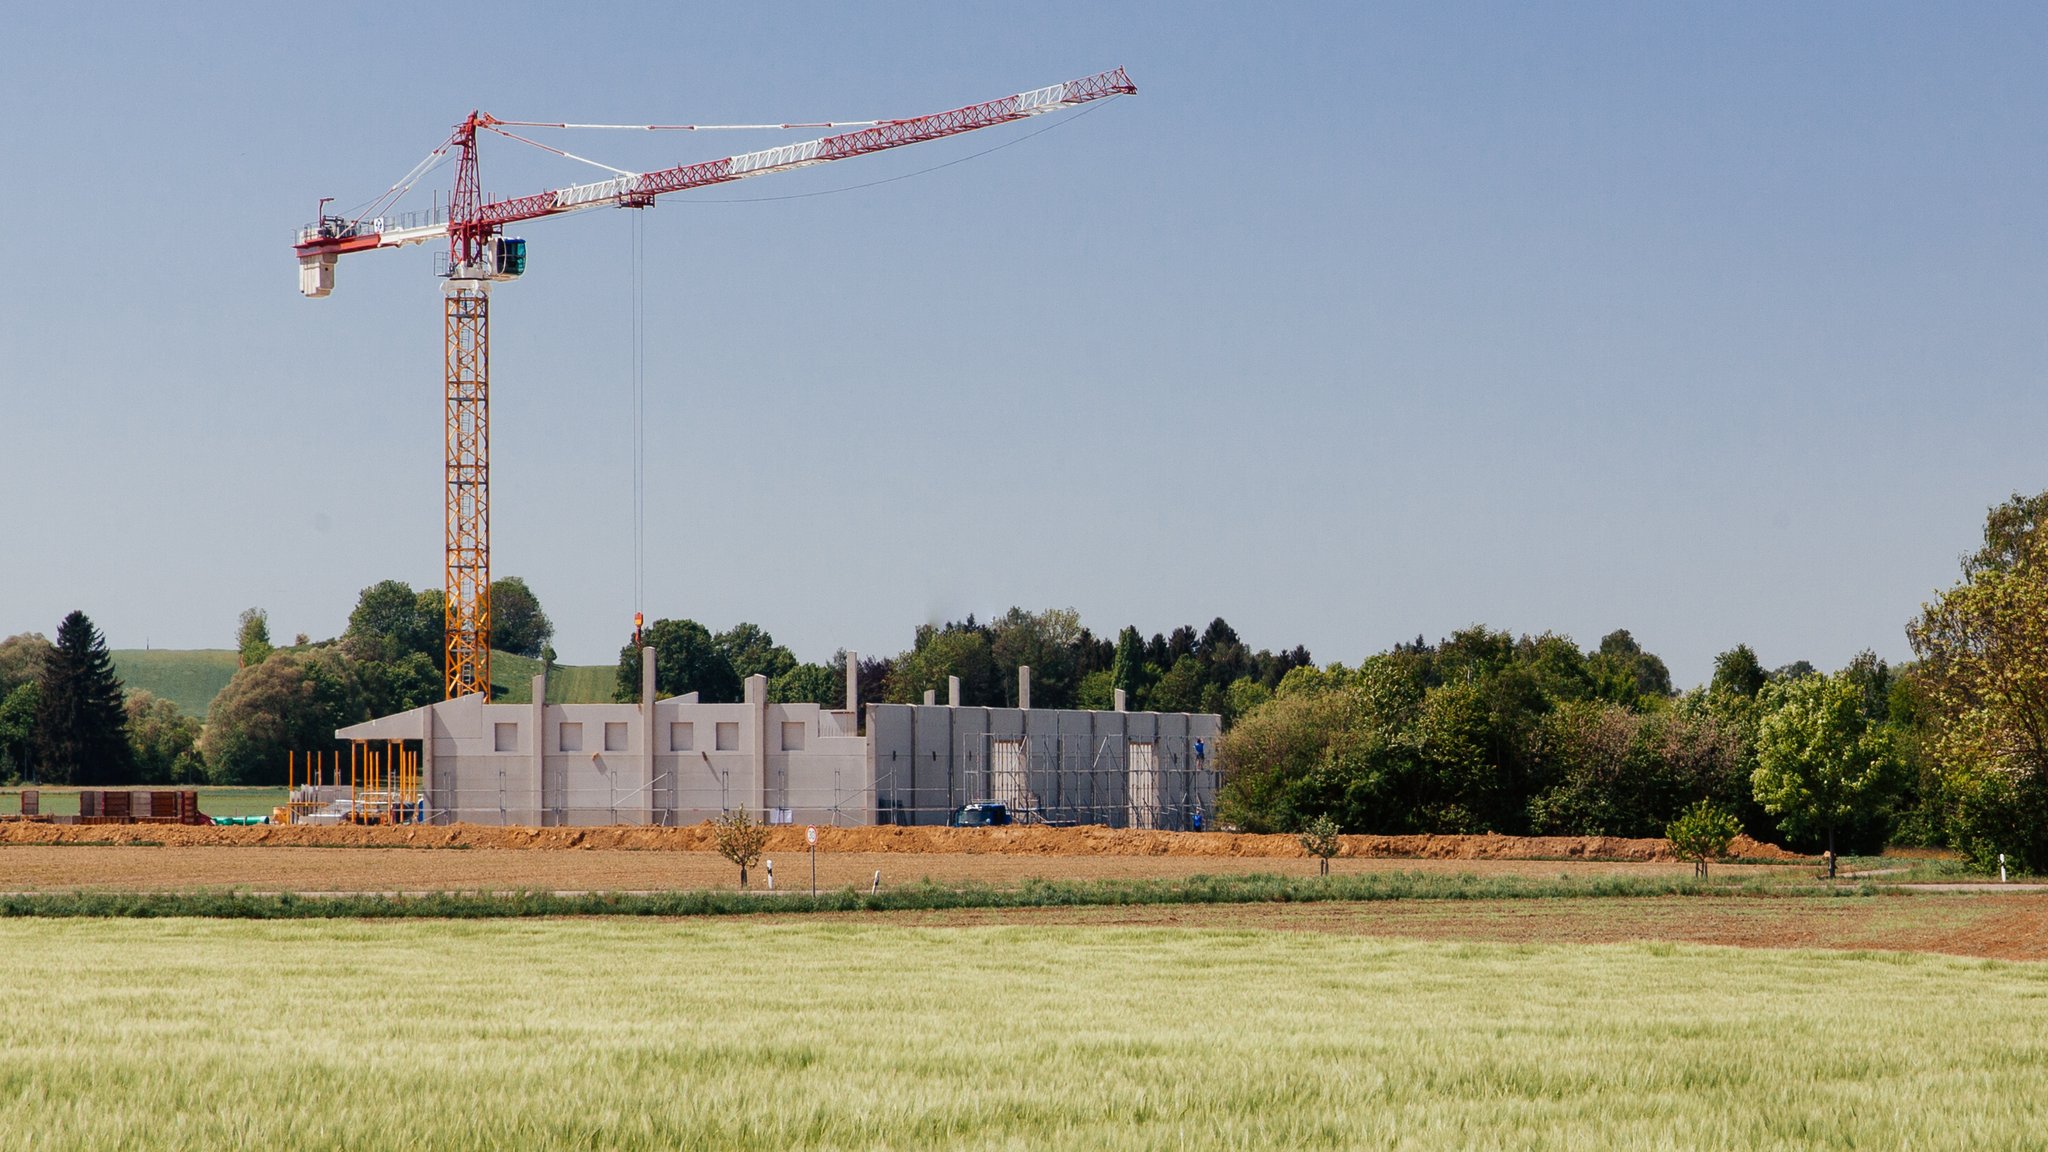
[110, 650, 240, 719]
[492, 653, 619, 704]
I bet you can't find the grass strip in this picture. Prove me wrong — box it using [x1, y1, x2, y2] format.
[0, 869, 1878, 919]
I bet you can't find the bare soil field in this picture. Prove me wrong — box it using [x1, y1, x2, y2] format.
[798, 894, 2048, 961]
[0, 844, 1804, 892]
[0, 820, 1798, 861]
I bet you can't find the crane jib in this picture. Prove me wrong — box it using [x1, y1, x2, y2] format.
[293, 67, 1134, 274]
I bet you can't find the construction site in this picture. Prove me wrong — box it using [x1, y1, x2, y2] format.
[273, 70, 1201, 832]
[315, 657, 1219, 828]
[20, 15, 2045, 1152]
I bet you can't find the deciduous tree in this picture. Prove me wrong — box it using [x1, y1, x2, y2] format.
[886, 628, 995, 705]
[236, 608, 272, 668]
[1587, 629, 1674, 707]
[0, 633, 52, 781]
[1710, 644, 1768, 699]
[488, 577, 553, 658]
[1752, 673, 1901, 876]
[1909, 493, 2048, 869]
[1146, 655, 1206, 714]
[1075, 669, 1115, 711]
[770, 663, 843, 707]
[711, 807, 770, 888]
[989, 607, 1083, 709]
[125, 690, 203, 784]
[1298, 813, 1341, 877]
[200, 648, 368, 785]
[1665, 800, 1741, 880]
[618, 619, 740, 703]
[715, 622, 797, 683]
[0, 681, 38, 782]
[345, 580, 443, 667]
[0, 632, 52, 696]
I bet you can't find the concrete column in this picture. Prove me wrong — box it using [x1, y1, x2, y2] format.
[419, 704, 437, 823]
[531, 673, 546, 826]
[1114, 688, 1127, 712]
[948, 675, 961, 707]
[641, 646, 658, 825]
[923, 689, 937, 706]
[1018, 665, 1032, 710]
[844, 650, 859, 711]
[746, 673, 769, 815]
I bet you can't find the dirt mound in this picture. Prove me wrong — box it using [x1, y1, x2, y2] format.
[0, 821, 1804, 862]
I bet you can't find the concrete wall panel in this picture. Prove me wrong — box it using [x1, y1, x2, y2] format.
[1090, 710, 1129, 824]
[986, 708, 1025, 741]
[1022, 709, 1060, 819]
[1054, 710, 1095, 821]
[869, 705, 915, 823]
[951, 707, 990, 804]
[912, 705, 954, 825]
[348, 695, 1218, 828]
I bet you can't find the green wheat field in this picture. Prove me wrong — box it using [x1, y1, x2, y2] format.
[1, 920, 2044, 1150]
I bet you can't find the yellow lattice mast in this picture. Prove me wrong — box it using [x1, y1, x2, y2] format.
[444, 280, 491, 698]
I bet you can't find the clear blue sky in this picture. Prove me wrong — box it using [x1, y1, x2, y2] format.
[4, 2, 2044, 686]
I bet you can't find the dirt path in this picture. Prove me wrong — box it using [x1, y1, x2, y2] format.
[796, 894, 2048, 961]
[0, 844, 1805, 892]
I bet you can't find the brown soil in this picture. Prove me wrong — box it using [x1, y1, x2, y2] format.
[0, 846, 1796, 893]
[794, 894, 2048, 961]
[0, 821, 1800, 862]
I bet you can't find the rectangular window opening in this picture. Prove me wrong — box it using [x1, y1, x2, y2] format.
[559, 722, 583, 753]
[669, 722, 693, 752]
[604, 721, 628, 752]
[715, 721, 739, 752]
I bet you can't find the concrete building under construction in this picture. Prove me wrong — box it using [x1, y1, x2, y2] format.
[334, 651, 1221, 829]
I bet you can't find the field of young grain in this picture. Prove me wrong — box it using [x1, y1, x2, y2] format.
[1, 920, 2043, 1150]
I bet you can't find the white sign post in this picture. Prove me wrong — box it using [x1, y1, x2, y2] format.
[807, 825, 818, 895]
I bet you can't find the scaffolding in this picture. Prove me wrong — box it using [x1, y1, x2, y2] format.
[873, 731, 1215, 829]
[287, 741, 424, 824]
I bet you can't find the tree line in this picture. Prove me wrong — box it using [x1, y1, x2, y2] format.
[1219, 492, 2048, 873]
[11, 491, 2048, 872]
[0, 577, 554, 788]
[617, 608, 1313, 721]
[1217, 629, 1903, 865]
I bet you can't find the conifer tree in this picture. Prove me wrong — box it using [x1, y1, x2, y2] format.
[1110, 626, 1147, 703]
[35, 611, 132, 785]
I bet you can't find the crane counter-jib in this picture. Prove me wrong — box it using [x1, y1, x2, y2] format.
[294, 217, 449, 297]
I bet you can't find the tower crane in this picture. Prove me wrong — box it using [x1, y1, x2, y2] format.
[294, 68, 1136, 700]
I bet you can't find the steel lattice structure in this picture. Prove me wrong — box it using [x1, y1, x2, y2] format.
[443, 282, 491, 698]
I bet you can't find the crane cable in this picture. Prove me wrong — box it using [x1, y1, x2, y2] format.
[606, 95, 1120, 633]
[631, 209, 647, 628]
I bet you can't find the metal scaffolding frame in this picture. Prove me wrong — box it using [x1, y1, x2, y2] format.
[870, 731, 1215, 829]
